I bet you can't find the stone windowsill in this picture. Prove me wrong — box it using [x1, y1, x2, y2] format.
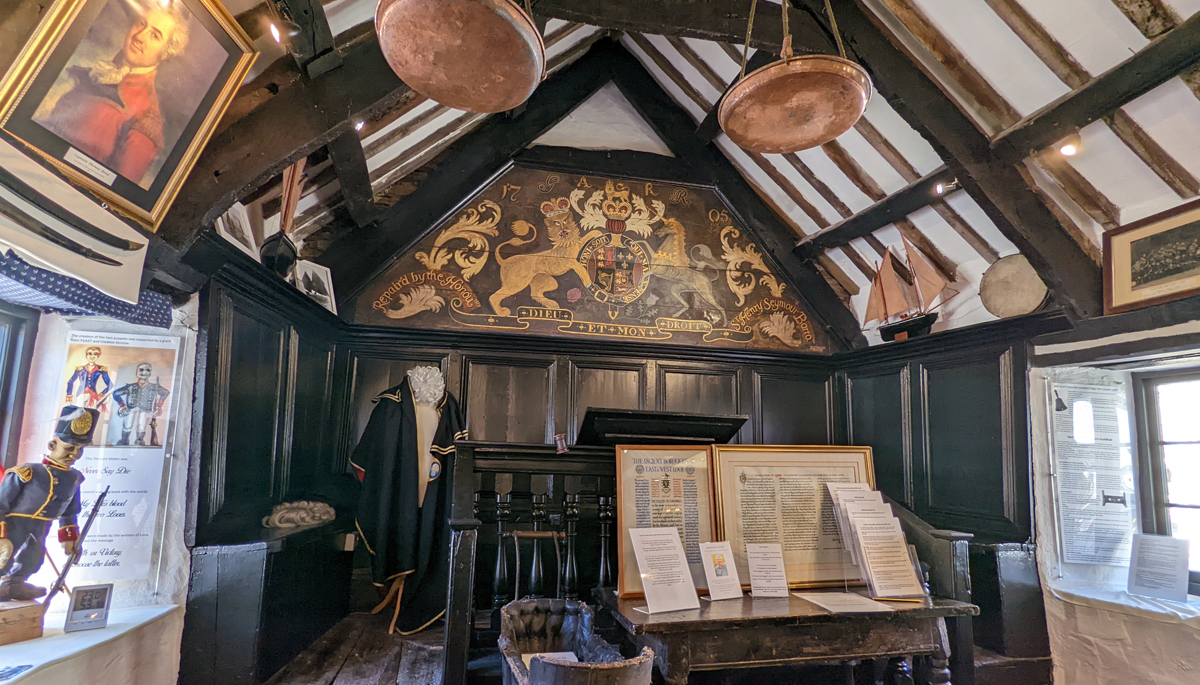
[1045, 582, 1200, 627]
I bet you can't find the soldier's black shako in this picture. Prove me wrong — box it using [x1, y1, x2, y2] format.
[0, 406, 97, 601]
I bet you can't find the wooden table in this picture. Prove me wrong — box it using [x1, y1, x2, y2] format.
[597, 589, 979, 685]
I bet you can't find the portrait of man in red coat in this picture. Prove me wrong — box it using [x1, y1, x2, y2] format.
[33, 0, 199, 188]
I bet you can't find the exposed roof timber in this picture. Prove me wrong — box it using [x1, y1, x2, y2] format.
[872, 0, 1021, 131]
[794, 166, 955, 255]
[1016, 162, 1103, 266]
[822, 0, 1102, 318]
[894, 218, 955, 281]
[327, 130, 379, 225]
[317, 39, 867, 348]
[822, 139, 886, 200]
[1032, 151, 1121, 230]
[981, 0, 1089, 90]
[1110, 0, 1182, 39]
[158, 39, 410, 247]
[855, 116, 998, 264]
[1106, 109, 1200, 198]
[534, 0, 836, 54]
[991, 11, 1200, 164]
[276, 0, 342, 76]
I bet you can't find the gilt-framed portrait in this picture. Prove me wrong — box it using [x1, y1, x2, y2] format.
[712, 445, 874, 589]
[1105, 199, 1200, 314]
[615, 445, 715, 597]
[0, 0, 256, 231]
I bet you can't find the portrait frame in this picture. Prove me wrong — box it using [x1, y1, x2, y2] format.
[712, 445, 875, 590]
[615, 445, 716, 598]
[1105, 198, 1200, 315]
[0, 0, 256, 231]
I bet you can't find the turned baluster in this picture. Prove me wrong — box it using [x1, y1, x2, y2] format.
[597, 496, 615, 588]
[492, 492, 512, 610]
[528, 493, 548, 598]
[562, 493, 580, 600]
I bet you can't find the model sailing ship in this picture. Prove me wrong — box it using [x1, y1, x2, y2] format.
[864, 236, 954, 342]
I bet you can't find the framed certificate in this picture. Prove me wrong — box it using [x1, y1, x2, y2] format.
[616, 445, 716, 597]
[712, 445, 874, 589]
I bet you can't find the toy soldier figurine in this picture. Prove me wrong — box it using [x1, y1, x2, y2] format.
[0, 406, 96, 601]
[112, 362, 170, 446]
[65, 346, 111, 409]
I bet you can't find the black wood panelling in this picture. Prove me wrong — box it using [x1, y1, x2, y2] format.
[847, 367, 910, 508]
[658, 366, 739, 414]
[568, 359, 645, 441]
[349, 355, 450, 445]
[755, 371, 832, 444]
[465, 357, 555, 443]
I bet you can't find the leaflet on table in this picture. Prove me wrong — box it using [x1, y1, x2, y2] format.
[29, 331, 181, 586]
[853, 517, 926, 598]
[1049, 382, 1136, 566]
[733, 465, 859, 580]
[746, 543, 789, 597]
[626, 449, 711, 590]
[699, 541, 743, 601]
[628, 527, 700, 613]
[794, 592, 894, 614]
[1127, 534, 1190, 603]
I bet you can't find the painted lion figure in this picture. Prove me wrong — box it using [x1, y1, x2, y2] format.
[489, 197, 601, 317]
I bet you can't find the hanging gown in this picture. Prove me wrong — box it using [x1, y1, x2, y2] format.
[351, 377, 468, 634]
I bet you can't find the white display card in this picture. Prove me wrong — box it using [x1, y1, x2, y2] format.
[746, 543, 789, 597]
[699, 541, 743, 601]
[830, 487, 883, 566]
[1127, 534, 1190, 603]
[628, 527, 701, 613]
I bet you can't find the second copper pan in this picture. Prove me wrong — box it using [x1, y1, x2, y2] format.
[718, 55, 872, 154]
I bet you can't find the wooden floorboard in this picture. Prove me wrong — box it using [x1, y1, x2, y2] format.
[264, 612, 447, 685]
[264, 614, 371, 685]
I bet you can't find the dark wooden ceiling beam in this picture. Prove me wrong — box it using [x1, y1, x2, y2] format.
[275, 0, 342, 76]
[991, 11, 1200, 163]
[981, 0, 1089, 89]
[812, 0, 1102, 319]
[326, 130, 379, 226]
[1106, 109, 1200, 198]
[157, 40, 410, 247]
[534, 0, 837, 54]
[794, 166, 955, 256]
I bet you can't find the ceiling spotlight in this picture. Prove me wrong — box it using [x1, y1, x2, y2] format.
[935, 179, 960, 196]
[355, 120, 365, 132]
[268, 19, 302, 46]
[1058, 131, 1083, 157]
[269, 22, 281, 44]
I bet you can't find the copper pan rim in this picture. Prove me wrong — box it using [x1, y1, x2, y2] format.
[375, 0, 546, 114]
[718, 54, 873, 154]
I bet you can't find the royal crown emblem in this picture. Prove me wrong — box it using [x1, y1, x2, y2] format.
[540, 196, 571, 218]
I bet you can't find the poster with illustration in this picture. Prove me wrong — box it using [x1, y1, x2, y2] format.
[29, 330, 181, 586]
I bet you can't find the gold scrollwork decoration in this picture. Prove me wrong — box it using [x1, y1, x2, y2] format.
[414, 200, 502, 280]
[538, 174, 560, 193]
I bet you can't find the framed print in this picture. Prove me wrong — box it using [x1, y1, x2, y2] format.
[292, 259, 338, 315]
[0, 0, 256, 231]
[1105, 199, 1200, 314]
[712, 445, 874, 589]
[616, 445, 715, 598]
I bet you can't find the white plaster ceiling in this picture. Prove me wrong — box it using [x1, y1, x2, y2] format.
[532, 81, 675, 156]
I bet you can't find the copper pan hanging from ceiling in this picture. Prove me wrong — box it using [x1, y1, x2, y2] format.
[375, 0, 545, 114]
[719, 0, 872, 154]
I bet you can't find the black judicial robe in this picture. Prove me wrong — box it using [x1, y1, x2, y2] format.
[351, 378, 467, 633]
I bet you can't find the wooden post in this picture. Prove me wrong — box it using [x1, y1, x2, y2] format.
[529, 494, 548, 598]
[563, 493, 580, 600]
[597, 496, 615, 588]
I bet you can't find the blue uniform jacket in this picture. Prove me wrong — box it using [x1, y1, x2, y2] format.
[67, 364, 111, 399]
[0, 462, 84, 541]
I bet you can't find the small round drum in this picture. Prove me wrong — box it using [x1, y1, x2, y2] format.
[980, 254, 1050, 318]
[718, 55, 872, 153]
[375, 0, 544, 114]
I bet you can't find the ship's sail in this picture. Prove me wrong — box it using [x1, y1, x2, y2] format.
[863, 241, 949, 326]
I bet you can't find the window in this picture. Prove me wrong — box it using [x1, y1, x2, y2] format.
[1135, 369, 1200, 594]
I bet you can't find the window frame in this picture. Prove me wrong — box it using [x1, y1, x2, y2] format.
[1133, 367, 1200, 595]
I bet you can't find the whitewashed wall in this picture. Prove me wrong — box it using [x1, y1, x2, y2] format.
[1030, 366, 1200, 685]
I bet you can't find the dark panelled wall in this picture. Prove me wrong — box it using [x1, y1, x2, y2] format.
[181, 245, 1067, 682]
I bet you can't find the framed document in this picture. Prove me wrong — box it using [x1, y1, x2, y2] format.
[616, 445, 715, 597]
[712, 445, 874, 589]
